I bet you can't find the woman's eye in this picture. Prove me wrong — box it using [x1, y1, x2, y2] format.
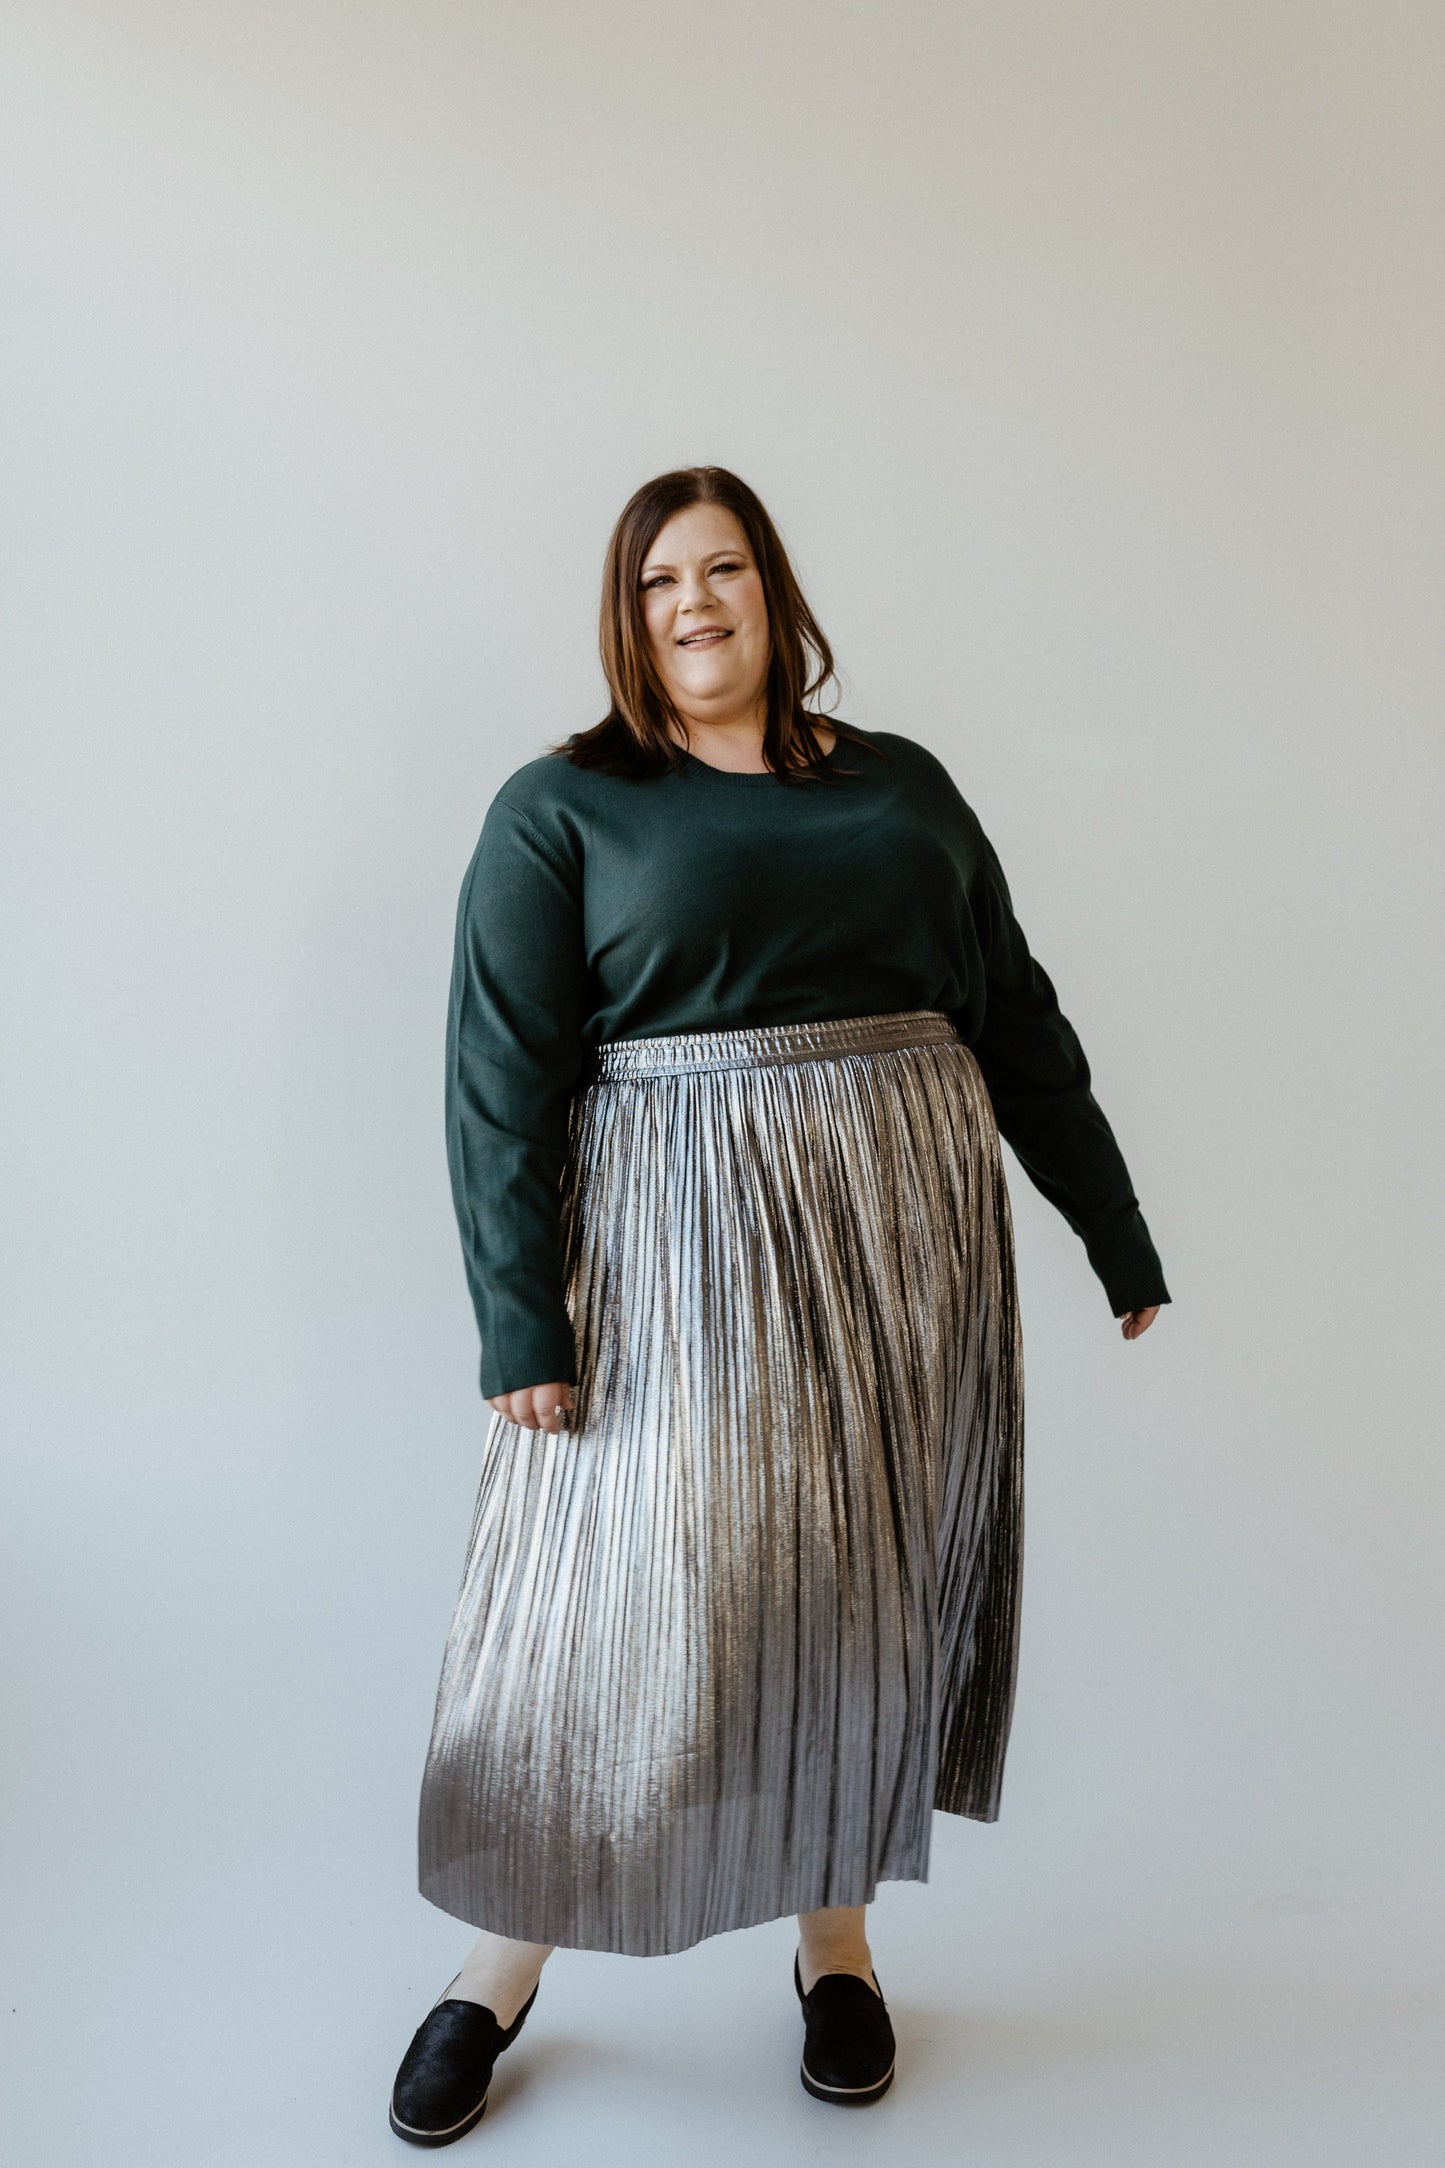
[642, 575, 672, 590]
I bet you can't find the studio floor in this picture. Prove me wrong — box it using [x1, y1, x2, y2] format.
[6, 1821, 1439, 2167]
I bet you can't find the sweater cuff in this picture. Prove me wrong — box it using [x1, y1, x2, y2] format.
[478, 1309, 579, 1402]
[1084, 1208, 1171, 1317]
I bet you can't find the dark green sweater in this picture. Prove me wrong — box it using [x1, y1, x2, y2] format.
[446, 725, 1169, 1399]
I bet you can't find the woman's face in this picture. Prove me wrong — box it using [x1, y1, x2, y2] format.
[640, 503, 771, 732]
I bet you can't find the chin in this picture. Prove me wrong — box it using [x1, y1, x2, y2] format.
[679, 672, 742, 701]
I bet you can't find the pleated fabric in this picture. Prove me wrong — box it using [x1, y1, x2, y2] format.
[417, 1008, 1024, 1957]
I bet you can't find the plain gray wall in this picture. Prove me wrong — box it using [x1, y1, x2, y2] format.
[3, 4, 1441, 2163]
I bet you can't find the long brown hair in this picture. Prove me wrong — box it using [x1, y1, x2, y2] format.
[550, 467, 881, 783]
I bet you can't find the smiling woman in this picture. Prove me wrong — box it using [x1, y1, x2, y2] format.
[639, 504, 775, 754]
[393, 465, 1168, 2143]
[570, 465, 848, 781]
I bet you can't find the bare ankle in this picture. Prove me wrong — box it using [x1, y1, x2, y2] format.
[449, 1932, 554, 2029]
[796, 1905, 874, 1995]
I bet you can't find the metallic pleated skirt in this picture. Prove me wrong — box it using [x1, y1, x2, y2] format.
[417, 1008, 1024, 1956]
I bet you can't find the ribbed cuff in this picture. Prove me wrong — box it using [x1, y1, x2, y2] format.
[1086, 1210, 1171, 1317]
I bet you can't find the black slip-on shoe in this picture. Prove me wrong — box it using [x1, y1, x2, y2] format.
[793, 1952, 896, 2105]
[389, 1980, 539, 2147]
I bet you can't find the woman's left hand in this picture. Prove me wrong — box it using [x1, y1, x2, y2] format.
[1118, 1306, 1160, 1340]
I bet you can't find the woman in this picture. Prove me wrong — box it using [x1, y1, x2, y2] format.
[389, 466, 1168, 2144]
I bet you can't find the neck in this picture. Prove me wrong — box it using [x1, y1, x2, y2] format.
[671, 717, 763, 755]
[667, 694, 768, 750]
[667, 709, 837, 773]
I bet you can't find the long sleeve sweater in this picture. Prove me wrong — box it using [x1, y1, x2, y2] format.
[446, 725, 1170, 1399]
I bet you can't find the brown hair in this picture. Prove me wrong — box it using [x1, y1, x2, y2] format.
[549, 466, 882, 783]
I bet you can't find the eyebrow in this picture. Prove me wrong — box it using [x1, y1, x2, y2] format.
[640, 548, 749, 575]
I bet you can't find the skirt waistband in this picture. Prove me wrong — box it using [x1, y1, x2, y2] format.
[585, 1007, 962, 1083]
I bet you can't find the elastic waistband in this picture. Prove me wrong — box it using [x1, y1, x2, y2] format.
[585, 1007, 962, 1083]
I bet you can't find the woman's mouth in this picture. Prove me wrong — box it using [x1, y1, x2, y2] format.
[677, 629, 731, 647]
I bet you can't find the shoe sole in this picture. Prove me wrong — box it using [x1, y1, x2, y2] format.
[800, 2057, 895, 2105]
[388, 2087, 490, 2147]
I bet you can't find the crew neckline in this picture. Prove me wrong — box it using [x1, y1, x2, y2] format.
[678, 738, 847, 785]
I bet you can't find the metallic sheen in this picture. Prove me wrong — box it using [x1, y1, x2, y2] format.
[417, 1009, 1025, 1956]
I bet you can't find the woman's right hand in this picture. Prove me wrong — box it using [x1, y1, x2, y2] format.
[487, 1381, 576, 1433]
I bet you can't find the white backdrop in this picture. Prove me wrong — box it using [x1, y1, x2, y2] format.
[3, 5, 1442, 2163]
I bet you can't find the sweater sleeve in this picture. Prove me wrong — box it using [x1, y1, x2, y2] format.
[445, 790, 589, 1399]
[966, 816, 1170, 1317]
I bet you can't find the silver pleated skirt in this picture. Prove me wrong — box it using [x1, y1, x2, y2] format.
[417, 1008, 1024, 1956]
